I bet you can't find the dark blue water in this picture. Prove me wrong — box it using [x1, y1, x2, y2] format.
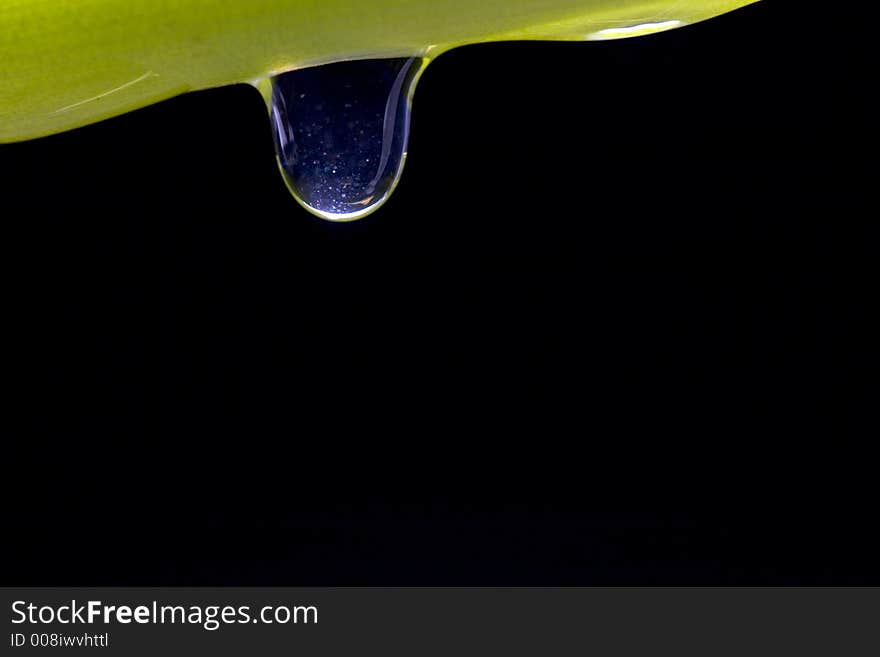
[268, 57, 424, 221]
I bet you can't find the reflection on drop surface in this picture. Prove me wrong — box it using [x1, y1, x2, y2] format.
[267, 57, 425, 221]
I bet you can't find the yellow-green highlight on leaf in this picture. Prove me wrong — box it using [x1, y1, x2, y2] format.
[0, 0, 759, 142]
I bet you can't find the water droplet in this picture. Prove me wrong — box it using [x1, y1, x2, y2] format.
[266, 57, 426, 221]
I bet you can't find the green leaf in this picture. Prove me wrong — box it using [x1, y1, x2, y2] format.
[0, 0, 758, 142]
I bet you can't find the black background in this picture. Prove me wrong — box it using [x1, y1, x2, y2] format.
[4, 1, 877, 584]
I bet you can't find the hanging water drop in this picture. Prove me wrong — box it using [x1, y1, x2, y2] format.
[266, 57, 426, 221]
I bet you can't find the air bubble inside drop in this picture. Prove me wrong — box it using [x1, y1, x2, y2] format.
[267, 57, 425, 221]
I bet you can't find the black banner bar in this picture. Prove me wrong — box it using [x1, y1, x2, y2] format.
[3, 588, 877, 656]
